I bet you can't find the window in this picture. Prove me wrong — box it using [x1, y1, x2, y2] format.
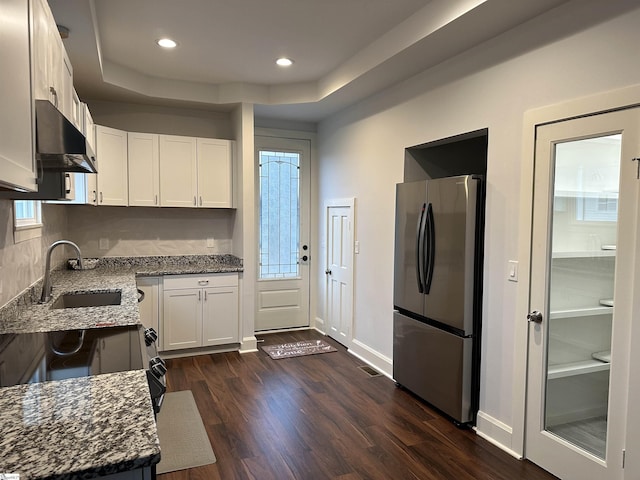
[14, 200, 42, 242]
[576, 195, 618, 222]
[258, 150, 300, 279]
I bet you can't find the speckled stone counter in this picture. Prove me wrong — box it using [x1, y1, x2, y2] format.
[0, 370, 161, 479]
[0, 254, 242, 479]
[0, 254, 243, 334]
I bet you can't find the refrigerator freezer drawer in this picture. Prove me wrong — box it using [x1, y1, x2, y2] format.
[393, 311, 474, 424]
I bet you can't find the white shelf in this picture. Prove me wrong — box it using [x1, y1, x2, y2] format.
[550, 307, 613, 319]
[552, 250, 616, 259]
[548, 360, 610, 380]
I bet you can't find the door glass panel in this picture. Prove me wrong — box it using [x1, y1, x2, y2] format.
[545, 134, 621, 459]
[258, 150, 300, 279]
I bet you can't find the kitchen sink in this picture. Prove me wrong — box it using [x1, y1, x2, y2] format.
[51, 291, 122, 309]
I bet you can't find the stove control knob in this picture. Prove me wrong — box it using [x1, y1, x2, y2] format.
[144, 327, 158, 346]
[149, 356, 167, 377]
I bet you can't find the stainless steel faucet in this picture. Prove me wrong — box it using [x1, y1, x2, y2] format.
[40, 240, 84, 303]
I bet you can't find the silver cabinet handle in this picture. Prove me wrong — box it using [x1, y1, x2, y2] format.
[155, 194, 158, 205]
[193, 196, 196, 205]
[49, 86, 58, 108]
[199, 196, 203, 206]
[92, 190, 97, 203]
[204, 291, 208, 301]
[64, 173, 71, 194]
[100, 192, 103, 203]
[198, 291, 201, 301]
[198, 280, 209, 286]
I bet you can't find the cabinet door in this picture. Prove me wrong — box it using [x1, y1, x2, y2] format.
[137, 277, 160, 335]
[30, 0, 51, 102]
[162, 288, 202, 350]
[59, 49, 74, 121]
[75, 105, 98, 205]
[96, 125, 129, 206]
[128, 133, 160, 207]
[202, 286, 239, 346]
[197, 138, 233, 208]
[0, 0, 36, 191]
[159, 135, 197, 207]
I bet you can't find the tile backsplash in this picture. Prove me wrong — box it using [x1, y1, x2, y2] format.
[0, 201, 68, 307]
[0, 201, 236, 307]
[66, 205, 235, 257]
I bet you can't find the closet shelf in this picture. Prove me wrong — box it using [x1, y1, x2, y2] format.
[550, 307, 614, 319]
[552, 250, 616, 259]
[548, 360, 610, 380]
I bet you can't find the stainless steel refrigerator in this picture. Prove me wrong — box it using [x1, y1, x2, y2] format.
[393, 174, 484, 425]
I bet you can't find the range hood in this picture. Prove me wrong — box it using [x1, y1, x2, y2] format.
[35, 100, 97, 174]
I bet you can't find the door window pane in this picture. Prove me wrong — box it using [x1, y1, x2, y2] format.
[544, 134, 621, 459]
[258, 150, 300, 279]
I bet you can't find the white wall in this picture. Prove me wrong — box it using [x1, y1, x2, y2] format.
[315, 1, 640, 449]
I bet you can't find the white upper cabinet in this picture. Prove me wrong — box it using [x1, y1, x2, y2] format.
[0, 0, 36, 191]
[197, 138, 234, 208]
[96, 125, 129, 206]
[128, 132, 160, 207]
[159, 135, 198, 207]
[159, 135, 234, 208]
[31, 0, 73, 120]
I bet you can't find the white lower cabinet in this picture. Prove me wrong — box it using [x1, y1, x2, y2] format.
[162, 273, 238, 351]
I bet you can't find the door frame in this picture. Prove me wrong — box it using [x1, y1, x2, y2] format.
[323, 197, 356, 348]
[512, 84, 640, 458]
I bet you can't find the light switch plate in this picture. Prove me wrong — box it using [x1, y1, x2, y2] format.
[508, 260, 518, 282]
[206, 238, 215, 248]
[99, 238, 109, 250]
[354, 240, 360, 254]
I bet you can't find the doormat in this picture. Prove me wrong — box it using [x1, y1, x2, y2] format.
[261, 339, 337, 359]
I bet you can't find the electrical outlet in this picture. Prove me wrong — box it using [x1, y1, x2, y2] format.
[206, 238, 215, 248]
[99, 238, 109, 250]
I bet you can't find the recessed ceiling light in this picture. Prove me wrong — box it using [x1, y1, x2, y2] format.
[157, 38, 177, 49]
[276, 57, 294, 67]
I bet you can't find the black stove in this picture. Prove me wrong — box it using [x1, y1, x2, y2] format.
[0, 324, 166, 412]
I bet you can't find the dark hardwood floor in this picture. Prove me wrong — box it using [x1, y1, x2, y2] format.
[157, 330, 558, 480]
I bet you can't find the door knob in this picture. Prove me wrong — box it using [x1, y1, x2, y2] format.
[527, 311, 543, 323]
[325, 269, 332, 275]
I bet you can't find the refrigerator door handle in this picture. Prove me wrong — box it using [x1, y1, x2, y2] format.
[424, 203, 436, 294]
[416, 203, 427, 293]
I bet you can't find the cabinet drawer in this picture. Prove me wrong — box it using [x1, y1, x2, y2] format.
[163, 273, 238, 290]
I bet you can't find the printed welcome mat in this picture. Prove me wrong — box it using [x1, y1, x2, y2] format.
[261, 339, 337, 359]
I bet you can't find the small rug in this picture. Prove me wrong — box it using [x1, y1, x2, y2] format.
[155, 390, 216, 474]
[261, 339, 337, 359]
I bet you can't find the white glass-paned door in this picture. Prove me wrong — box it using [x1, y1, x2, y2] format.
[255, 136, 311, 331]
[526, 108, 640, 480]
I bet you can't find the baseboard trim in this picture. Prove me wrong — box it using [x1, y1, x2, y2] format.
[475, 411, 522, 459]
[348, 339, 393, 378]
[239, 335, 258, 353]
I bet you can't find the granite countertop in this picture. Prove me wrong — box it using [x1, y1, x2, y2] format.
[0, 254, 243, 334]
[0, 254, 242, 480]
[0, 371, 160, 480]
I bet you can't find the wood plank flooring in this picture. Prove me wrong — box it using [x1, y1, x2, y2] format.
[157, 330, 558, 480]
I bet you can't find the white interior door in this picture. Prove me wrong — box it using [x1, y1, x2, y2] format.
[526, 108, 640, 480]
[255, 136, 311, 331]
[325, 203, 354, 347]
